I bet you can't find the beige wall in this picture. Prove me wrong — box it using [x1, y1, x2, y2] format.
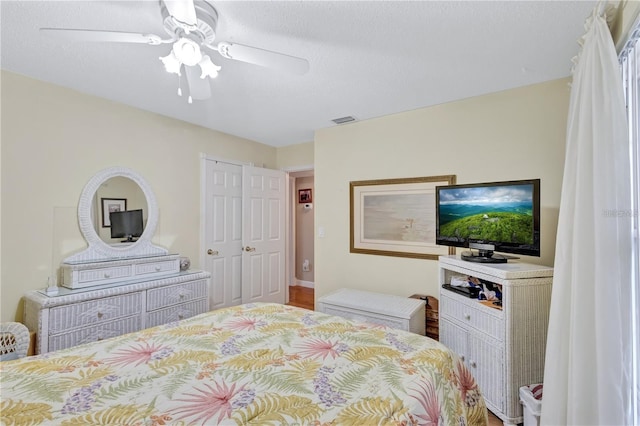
[314, 78, 570, 303]
[276, 141, 314, 170]
[0, 71, 277, 322]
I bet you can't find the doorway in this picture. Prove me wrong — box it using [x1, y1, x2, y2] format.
[288, 169, 315, 291]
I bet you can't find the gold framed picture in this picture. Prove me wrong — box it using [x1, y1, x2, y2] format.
[350, 175, 456, 260]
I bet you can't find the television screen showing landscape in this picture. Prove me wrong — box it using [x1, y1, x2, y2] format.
[438, 183, 535, 244]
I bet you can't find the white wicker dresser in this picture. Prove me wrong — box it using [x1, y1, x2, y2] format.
[317, 288, 426, 335]
[438, 255, 553, 426]
[24, 270, 210, 354]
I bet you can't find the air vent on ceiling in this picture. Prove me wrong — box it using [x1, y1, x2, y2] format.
[331, 116, 357, 125]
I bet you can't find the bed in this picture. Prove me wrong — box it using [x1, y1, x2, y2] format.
[0, 303, 488, 425]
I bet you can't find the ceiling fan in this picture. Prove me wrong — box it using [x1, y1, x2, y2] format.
[40, 0, 310, 102]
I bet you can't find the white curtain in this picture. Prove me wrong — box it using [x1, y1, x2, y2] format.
[541, 7, 633, 426]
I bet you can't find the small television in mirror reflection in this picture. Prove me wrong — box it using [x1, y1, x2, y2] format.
[110, 209, 143, 242]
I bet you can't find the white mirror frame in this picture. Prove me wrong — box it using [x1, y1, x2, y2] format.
[63, 166, 168, 263]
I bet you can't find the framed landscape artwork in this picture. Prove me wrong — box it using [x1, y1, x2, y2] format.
[350, 175, 456, 260]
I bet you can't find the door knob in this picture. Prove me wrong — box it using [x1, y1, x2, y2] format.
[243, 246, 256, 252]
[207, 249, 219, 256]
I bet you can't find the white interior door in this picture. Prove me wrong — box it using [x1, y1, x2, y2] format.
[203, 160, 243, 310]
[241, 166, 286, 304]
[203, 159, 286, 308]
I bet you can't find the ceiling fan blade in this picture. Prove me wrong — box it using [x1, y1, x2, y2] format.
[163, 0, 198, 28]
[215, 42, 309, 75]
[185, 65, 211, 101]
[40, 28, 165, 45]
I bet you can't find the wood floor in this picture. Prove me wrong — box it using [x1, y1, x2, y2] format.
[287, 285, 314, 310]
[287, 285, 504, 426]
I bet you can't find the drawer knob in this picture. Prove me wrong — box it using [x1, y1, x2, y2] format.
[179, 292, 185, 298]
[459, 354, 465, 362]
[97, 335, 103, 341]
[155, 266, 161, 271]
[178, 314, 184, 320]
[464, 313, 471, 320]
[97, 312, 103, 319]
[104, 273, 111, 278]
[470, 361, 477, 368]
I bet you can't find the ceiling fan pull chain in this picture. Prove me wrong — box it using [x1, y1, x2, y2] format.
[177, 74, 182, 97]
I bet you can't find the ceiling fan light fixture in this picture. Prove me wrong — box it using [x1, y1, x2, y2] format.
[172, 38, 202, 67]
[199, 55, 221, 79]
[160, 51, 181, 75]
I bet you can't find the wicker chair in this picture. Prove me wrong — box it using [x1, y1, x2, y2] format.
[0, 322, 30, 361]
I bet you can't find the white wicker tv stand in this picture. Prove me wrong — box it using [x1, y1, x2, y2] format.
[24, 270, 210, 354]
[438, 255, 553, 426]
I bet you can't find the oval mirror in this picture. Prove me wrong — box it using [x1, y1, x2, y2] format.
[64, 167, 167, 263]
[91, 176, 148, 245]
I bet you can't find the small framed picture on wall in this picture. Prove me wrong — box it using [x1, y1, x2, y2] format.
[101, 198, 127, 228]
[298, 188, 312, 203]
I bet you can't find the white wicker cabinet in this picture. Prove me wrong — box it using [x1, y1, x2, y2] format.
[24, 270, 210, 354]
[438, 255, 553, 426]
[317, 288, 426, 335]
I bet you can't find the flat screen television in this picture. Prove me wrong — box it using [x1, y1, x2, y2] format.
[435, 179, 540, 263]
[110, 209, 144, 242]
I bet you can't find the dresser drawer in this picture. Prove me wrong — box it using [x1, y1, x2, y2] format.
[146, 279, 209, 311]
[48, 315, 142, 352]
[134, 258, 179, 277]
[49, 292, 143, 333]
[78, 265, 132, 284]
[146, 298, 209, 328]
[61, 255, 182, 289]
[440, 292, 504, 341]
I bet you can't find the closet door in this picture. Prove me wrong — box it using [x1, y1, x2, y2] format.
[203, 160, 286, 308]
[203, 160, 243, 310]
[241, 166, 286, 304]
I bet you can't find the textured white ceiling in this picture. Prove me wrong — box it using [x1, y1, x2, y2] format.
[1, 0, 597, 147]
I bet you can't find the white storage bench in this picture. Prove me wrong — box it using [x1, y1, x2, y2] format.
[317, 288, 425, 335]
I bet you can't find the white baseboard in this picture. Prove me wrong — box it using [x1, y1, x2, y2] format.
[293, 279, 314, 289]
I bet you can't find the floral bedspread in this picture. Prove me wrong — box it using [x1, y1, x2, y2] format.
[0, 303, 487, 425]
